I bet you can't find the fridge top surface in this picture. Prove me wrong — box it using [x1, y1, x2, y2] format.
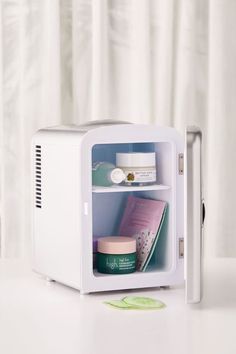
[33, 121, 184, 143]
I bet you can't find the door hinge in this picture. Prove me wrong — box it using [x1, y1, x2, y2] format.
[179, 238, 184, 258]
[178, 153, 184, 174]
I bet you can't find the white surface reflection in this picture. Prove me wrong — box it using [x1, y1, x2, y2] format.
[0, 259, 236, 354]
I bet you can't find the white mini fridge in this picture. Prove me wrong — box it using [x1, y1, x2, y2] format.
[31, 120, 204, 303]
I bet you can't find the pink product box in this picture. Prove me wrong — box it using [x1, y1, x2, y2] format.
[119, 195, 166, 271]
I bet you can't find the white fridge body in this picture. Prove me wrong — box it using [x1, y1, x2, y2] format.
[31, 121, 203, 303]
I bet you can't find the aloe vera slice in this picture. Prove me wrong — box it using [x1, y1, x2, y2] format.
[104, 300, 134, 309]
[122, 296, 166, 309]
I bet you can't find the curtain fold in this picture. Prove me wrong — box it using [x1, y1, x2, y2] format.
[208, 0, 236, 257]
[0, 0, 234, 258]
[0, 0, 63, 256]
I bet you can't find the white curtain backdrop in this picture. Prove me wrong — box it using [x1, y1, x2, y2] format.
[0, 0, 235, 258]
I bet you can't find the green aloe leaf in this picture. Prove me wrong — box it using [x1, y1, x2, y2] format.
[104, 300, 135, 309]
[105, 296, 166, 310]
[122, 296, 166, 309]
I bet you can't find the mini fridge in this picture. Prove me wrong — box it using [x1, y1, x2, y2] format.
[31, 120, 204, 303]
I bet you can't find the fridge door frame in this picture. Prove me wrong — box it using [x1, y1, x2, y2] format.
[79, 124, 185, 294]
[185, 126, 204, 304]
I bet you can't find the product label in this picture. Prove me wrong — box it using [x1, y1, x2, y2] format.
[97, 253, 136, 274]
[124, 169, 156, 183]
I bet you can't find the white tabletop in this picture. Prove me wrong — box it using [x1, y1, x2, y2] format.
[0, 258, 236, 354]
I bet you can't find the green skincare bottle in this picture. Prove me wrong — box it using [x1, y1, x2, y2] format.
[92, 162, 125, 187]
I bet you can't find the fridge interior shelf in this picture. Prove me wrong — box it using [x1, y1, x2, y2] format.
[93, 268, 169, 278]
[92, 184, 171, 193]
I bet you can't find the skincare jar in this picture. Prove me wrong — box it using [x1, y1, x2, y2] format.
[97, 237, 136, 274]
[116, 152, 156, 185]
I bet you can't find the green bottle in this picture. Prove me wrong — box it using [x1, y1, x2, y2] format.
[92, 162, 125, 187]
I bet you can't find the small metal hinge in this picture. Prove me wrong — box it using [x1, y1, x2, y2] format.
[178, 153, 184, 174]
[179, 238, 184, 258]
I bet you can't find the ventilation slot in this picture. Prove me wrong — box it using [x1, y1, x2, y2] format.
[35, 145, 42, 208]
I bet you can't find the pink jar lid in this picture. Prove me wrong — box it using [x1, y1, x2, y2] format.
[97, 236, 136, 255]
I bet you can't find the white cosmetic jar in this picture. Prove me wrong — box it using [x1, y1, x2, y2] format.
[116, 152, 156, 186]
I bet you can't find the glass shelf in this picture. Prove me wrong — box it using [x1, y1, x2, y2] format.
[92, 184, 171, 193]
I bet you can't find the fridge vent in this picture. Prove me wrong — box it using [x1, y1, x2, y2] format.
[35, 145, 42, 208]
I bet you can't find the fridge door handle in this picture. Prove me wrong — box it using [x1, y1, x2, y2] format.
[202, 200, 206, 225]
[79, 119, 132, 127]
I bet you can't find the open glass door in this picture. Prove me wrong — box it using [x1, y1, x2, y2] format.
[185, 127, 204, 304]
